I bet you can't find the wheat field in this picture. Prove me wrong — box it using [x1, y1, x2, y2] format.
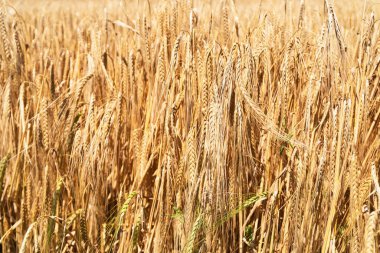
[0, 0, 379, 252]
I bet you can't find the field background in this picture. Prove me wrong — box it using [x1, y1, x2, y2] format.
[0, 0, 379, 252]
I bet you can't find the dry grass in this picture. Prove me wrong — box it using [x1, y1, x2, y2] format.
[0, 0, 379, 252]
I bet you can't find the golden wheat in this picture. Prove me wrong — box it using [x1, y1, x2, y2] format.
[0, 0, 379, 252]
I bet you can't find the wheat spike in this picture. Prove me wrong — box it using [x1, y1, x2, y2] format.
[0, 8, 11, 61]
[364, 211, 378, 253]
